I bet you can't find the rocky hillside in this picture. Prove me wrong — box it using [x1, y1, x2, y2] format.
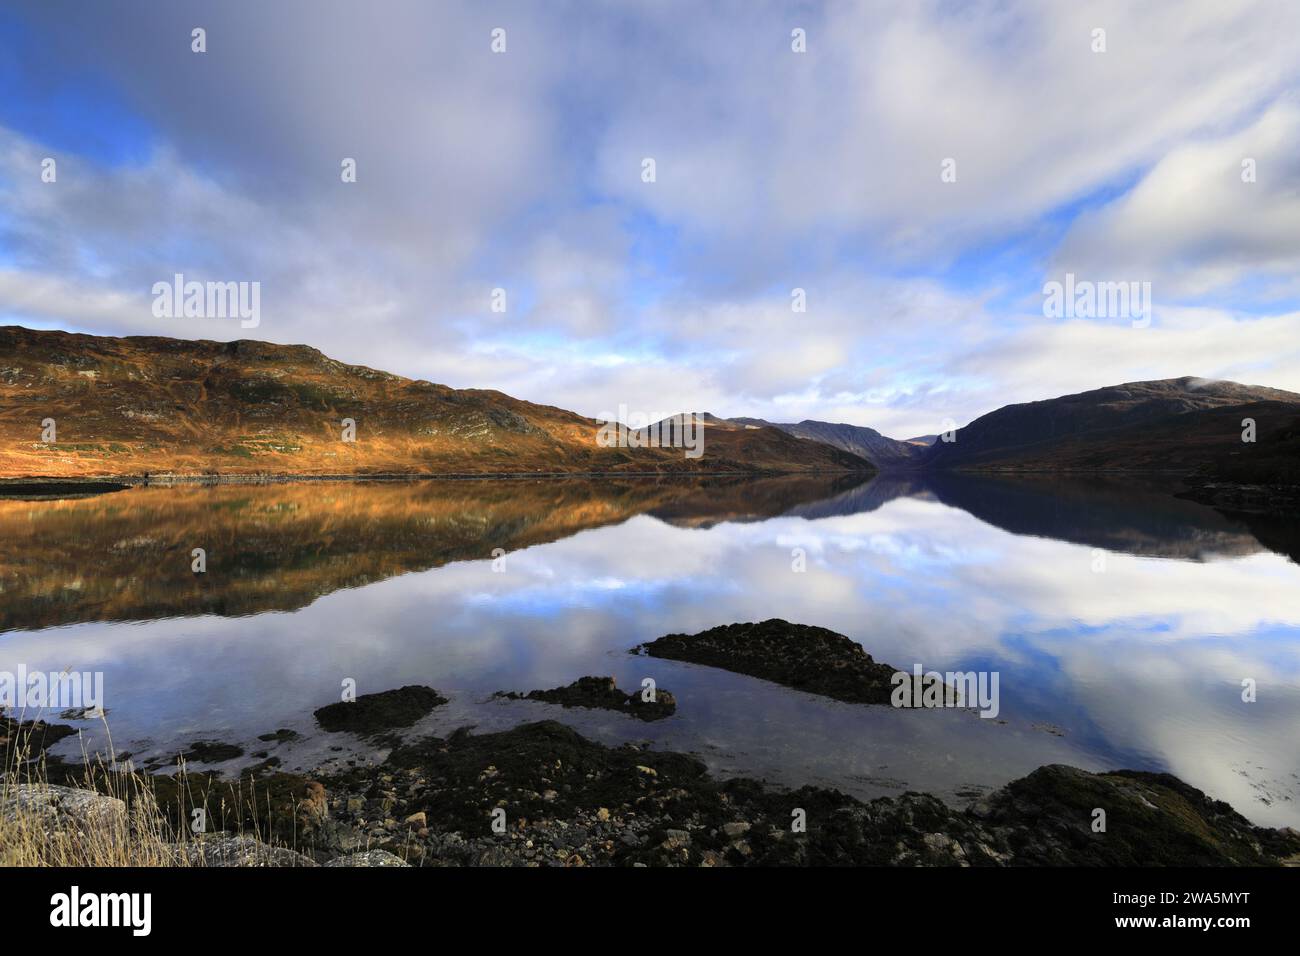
[923, 378, 1300, 474]
[731, 417, 923, 470]
[0, 327, 872, 478]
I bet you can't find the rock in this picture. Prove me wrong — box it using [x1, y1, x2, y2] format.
[662, 828, 692, 850]
[313, 685, 448, 736]
[1, 784, 126, 838]
[323, 850, 410, 867]
[257, 728, 300, 743]
[632, 619, 928, 706]
[470, 846, 518, 866]
[969, 764, 1300, 866]
[184, 834, 317, 867]
[404, 811, 427, 827]
[331, 719, 1300, 868]
[0, 716, 78, 762]
[296, 781, 328, 831]
[922, 832, 952, 852]
[494, 675, 677, 721]
[179, 740, 244, 763]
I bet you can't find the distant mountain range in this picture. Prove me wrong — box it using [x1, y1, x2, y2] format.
[730, 417, 925, 469]
[732, 378, 1300, 485]
[3, 326, 1298, 489]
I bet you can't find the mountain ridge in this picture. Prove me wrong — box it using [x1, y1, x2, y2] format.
[5, 325, 1298, 484]
[735, 378, 1300, 477]
[0, 326, 872, 479]
[922, 377, 1300, 474]
[730, 416, 925, 470]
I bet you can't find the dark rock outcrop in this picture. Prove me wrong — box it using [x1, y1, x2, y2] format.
[313, 685, 448, 736]
[495, 676, 676, 721]
[633, 619, 908, 705]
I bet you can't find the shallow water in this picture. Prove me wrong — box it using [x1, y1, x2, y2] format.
[2, 474, 1298, 827]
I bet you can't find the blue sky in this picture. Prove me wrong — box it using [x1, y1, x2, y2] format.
[2, 0, 1299, 437]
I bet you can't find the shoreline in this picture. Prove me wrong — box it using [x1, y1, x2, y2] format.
[8, 709, 1299, 868]
[0, 468, 871, 490]
[8, 620, 1300, 867]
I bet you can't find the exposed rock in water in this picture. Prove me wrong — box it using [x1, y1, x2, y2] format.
[0, 714, 78, 762]
[257, 728, 301, 743]
[633, 619, 938, 706]
[313, 685, 448, 736]
[178, 740, 245, 763]
[495, 675, 676, 721]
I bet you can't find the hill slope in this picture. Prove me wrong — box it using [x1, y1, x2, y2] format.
[0, 327, 872, 479]
[923, 378, 1300, 474]
[730, 417, 923, 470]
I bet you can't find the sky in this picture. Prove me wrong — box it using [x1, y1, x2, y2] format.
[1, 0, 1299, 439]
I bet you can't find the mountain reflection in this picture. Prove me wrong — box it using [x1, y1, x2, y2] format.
[0, 473, 1279, 633]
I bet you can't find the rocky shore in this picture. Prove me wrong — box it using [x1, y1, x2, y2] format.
[5, 620, 1299, 867]
[6, 708, 1299, 867]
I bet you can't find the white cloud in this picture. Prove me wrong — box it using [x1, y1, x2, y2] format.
[1054, 99, 1300, 298]
[4, 0, 1300, 437]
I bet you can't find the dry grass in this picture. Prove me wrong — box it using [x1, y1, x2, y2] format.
[0, 715, 297, 867]
[2, 708, 425, 868]
[1, 719, 189, 866]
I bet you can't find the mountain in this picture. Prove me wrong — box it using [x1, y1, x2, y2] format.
[730, 417, 924, 470]
[0, 327, 872, 479]
[923, 378, 1300, 474]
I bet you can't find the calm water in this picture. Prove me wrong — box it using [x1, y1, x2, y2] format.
[3, 475, 1298, 827]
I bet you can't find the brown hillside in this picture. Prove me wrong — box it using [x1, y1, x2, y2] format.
[0, 327, 872, 478]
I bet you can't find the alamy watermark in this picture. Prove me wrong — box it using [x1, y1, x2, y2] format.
[596, 405, 705, 459]
[891, 664, 1000, 719]
[152, 273, 260, 328]
[50, 886, 150, 936]
[1, 666, 104, 713]
[1043, 272, 1151, 328]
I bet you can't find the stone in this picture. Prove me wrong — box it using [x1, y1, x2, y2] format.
[2, 784, 126, 839]
[323, 850, 410, 867]
[314, 685, 448, 736]
[185, 834, 317, 867]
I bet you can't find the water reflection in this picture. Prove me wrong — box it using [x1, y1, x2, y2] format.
[1, 475, 1297, 826]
